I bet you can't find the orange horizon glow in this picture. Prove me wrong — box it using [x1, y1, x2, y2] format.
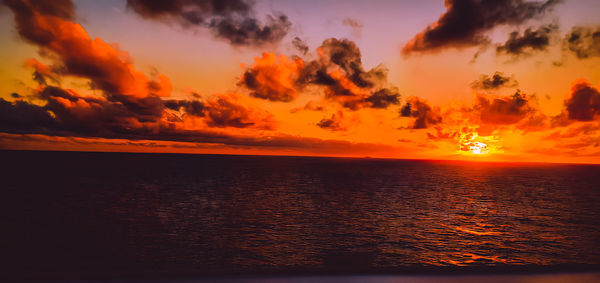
[0, 1, 599, 164]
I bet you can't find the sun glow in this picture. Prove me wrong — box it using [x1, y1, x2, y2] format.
[457, 127, 502, 156]
[466, 141, 489, 155]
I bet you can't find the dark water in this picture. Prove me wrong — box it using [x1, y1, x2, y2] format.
[1, 150, 600, 277]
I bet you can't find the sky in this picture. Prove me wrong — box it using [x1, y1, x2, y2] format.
[0, 0, 599, 164]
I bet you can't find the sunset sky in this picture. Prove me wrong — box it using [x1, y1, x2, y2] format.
[1, 0, 599, 163]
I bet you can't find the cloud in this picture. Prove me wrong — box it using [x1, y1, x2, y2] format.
[317, 111, 348, 131]
[24, 58, 59, 85]
[342, 17, 363, 37]
[402, 0, 560, 55]
[239, 52, 303, 102]
[399, 97, 442, 129]
[125, 0, 291, 47]
[365, 88, 401, 108]
[473, 90, 535, 125]
[563, 79, 600, 121]
[0, 0, 279, 146]
[471, 72, 518, 90]
[164, 99, 205, 117]
[564, 26, 600, 59]
[496, 24, 557, 56]
[3, 0, 74, 20]
[2, 0, 173, 121]
[427, 126, 457, 141]
[240, 38, 401, 110]
[290, 101, 325, 113]
[291, 37, 309, 55]
[203, 93, 275, 129]
[1, 86, 274, 142]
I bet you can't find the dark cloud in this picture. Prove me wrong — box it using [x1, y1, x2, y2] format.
[291, 37, 308, 55]
[317, 111, 347, 131]
[11, 93, 21, 98]
[365, 88, 400, 108]
[0, 90, 398, 155]
[399, 97, 442, 129]
[2, 0, 74, 20]
[24, 58, 60, 86]
[164, 99, 205, 117]
[474, 90, 534, 125]
[471, 72, 518, 90]
[496, 24, 557, 56]
[242, 38, 400, 109]
[0, 86, 276, 142]
[402, 0, 560, 55]
[126, 0, 291, 47]
[563, 80, 600, 121]
[564, 26, 600, 59]
[0, 98, 58, 134]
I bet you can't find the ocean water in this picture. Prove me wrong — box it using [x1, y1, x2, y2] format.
[1, 150, 599, 278]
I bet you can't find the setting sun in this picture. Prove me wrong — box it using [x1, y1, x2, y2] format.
[466, 141, 489, 155]
[2, 1, 600, 281]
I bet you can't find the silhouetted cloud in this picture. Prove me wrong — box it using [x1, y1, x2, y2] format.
[563, 80, 600, 121]
[365, 88, 400, 108]
[164, 99, 205, 117]
[496, 24, 557, 56]
[0, 86, 276, 141]
[24, 58, 59, 86]
[241, 38, 400, 109]
[564, 26, 600, 59]
[427, 126, 458, 141]
[471, 72, 518, 90]
[317, 111, 347, 131]
[291, 37, 308, 55]
[126, 0, 291, 47]
[402, 0, 560, 55]
[473, 90, 535, 125]
[400, 97, 442, 129]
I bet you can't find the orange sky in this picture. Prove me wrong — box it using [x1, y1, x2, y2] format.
[1, 0, 599, 164]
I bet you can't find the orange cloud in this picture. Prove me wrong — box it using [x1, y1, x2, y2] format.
[400, 97, 442, 129]
[564, 79, 600, 121]
[240, 53, 303, 102]
[203, 93, 276, 130]
[316, 111, 358, 132]
[24, 58, 58, 85]
[240, 38, 400, 110]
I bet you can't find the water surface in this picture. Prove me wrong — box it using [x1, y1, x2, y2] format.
[2, 150, 599, 277]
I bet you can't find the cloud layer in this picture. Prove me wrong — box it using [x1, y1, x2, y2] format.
[126, 0, 291, 47]
[402, 0, 559, 54]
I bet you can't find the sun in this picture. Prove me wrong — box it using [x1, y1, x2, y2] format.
[456, 127, 501, 156]
[466, 141, 489, 155]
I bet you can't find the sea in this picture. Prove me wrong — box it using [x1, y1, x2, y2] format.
[1, 150, 599, 280]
